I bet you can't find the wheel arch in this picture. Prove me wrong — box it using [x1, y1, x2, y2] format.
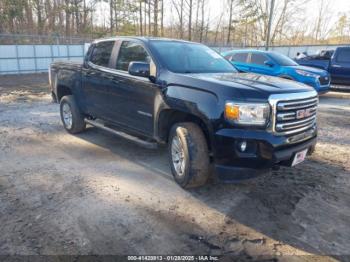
[157, 109, 213, 152]
[56, 84, 73, 102]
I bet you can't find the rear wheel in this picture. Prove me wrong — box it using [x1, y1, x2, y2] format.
[60, 95, 86, 134]
[168, 122, 210, 188]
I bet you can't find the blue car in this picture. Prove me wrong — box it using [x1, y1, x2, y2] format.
[222, 50, 330, 93]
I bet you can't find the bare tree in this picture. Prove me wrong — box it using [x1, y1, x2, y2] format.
[161, 0, 164, 36]
[186, 0, 193, 40]
[148, 0, 151, 35]
[227, 0, 235, 45]
[199, 0, 206, 42]
[0, 0, 347, 47]
[173, 0, 184, 38]
[154, 0, 159, 36]
[64, 0, 71, 37]
[139, 0, 144, 35]
[313, 0, 332, 42]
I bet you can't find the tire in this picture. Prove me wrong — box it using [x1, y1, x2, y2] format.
[60, 95, 86, 134]
[168, 122, 210, 188]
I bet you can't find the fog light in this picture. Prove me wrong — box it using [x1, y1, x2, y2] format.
[239, 141, 247, 152]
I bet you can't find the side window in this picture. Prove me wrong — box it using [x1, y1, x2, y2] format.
[336, 49, 350, 63]
[89, 41, 115, 67]
[224, 54, 232, 60]
[250, 53, 268, 65]
[116, 41, 151, 71]
[232, 53, 248, 63]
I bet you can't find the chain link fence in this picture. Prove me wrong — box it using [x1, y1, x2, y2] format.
[0, 34, 91, 74]
[1, 34, 349, 78]
[0, 33, 92, 45]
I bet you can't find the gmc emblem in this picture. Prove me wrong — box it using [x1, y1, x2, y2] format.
[296, 108, 313, 119]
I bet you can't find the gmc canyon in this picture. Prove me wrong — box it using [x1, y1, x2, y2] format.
[49, 37, 318, 188]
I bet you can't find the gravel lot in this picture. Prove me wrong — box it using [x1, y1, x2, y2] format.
[0, 74, 350, 261]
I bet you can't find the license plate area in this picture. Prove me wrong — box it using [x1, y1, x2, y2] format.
[292, 149, 308, 166]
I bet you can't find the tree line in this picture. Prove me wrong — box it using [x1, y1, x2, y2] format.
[0, 0, 349, 46]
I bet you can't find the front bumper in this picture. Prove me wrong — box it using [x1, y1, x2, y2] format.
[303, 76, 330, 94]
[213, 128, 317, 181]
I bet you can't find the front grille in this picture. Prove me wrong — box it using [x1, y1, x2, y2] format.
[319, 76, 330, 86]
[275, 95, 318, 135]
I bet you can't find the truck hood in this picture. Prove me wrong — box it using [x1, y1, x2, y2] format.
[184, 72, 314, 100]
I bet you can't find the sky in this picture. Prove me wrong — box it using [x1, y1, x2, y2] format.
[95, 0, 350, 29]
[205, 0, 350, 27]
[206, 0, 350, 19]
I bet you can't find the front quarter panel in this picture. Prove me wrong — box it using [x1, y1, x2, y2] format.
[159, 84, 223, 150]
[165, 85, 220, 119]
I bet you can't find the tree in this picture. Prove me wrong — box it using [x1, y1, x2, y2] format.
[313, 0, 332, 43]
[187, 0, 193, 40]
[330, 14, 349, 43]
[227, 0, 235, 45]
[172, 0, 184, 38]
[139, 0, 143, 35]
[109, 0, 113, 33]
[161, 0, 164, 36]
[0, 0, 347, 47]
[65, 0, 71, 37]
[153, 0, 159, 36]
[199, 0, 206, 42]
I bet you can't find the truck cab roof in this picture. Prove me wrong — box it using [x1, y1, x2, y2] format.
[92, 36, 196, 45]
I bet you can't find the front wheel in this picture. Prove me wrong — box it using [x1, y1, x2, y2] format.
[168, 122, 210, 188]
[60, 95, 86, 134]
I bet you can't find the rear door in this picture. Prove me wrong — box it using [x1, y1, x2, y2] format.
[82, 40, 117, 118]
[230, 52, 250, 72]
[329, 48, 350, 84]
[248, 52, 275, 76]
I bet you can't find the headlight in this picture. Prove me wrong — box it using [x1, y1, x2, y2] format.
[295, 70, 318, 78]
[225, 102, 270, 126]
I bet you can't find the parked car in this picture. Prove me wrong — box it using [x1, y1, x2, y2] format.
[222, 50, 330, 93]
[296, 47, 350, 85]
[50, 37, 318, 188]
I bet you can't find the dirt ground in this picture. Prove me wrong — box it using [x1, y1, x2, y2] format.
[0, 73, 350, 261]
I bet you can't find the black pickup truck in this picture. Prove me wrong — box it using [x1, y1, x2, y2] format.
[49, 37, 318, 188]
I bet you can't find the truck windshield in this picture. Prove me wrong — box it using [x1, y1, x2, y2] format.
[150, 41, 237, 73]
[269, 52, 298, 66]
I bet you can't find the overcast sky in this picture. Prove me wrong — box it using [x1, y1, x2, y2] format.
[95, 0, 350, 29]
[203, 0, 350, 26]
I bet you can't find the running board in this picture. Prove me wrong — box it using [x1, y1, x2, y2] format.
[84, 119, 158, 149]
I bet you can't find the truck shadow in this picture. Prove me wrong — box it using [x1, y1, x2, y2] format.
[74, 127, 350, 257]
[188, 159, 350, 257]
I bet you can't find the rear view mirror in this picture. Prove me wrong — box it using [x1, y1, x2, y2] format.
[264, 60, 275, 67]
[128, 62, 150, 78]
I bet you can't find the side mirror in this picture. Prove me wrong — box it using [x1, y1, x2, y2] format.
[264, 60, 275, 67]
[128, 62, 150, 78]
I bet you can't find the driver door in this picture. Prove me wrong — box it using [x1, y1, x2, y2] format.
[248, 52, 276, 76]
[107, 40, 159, 137]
